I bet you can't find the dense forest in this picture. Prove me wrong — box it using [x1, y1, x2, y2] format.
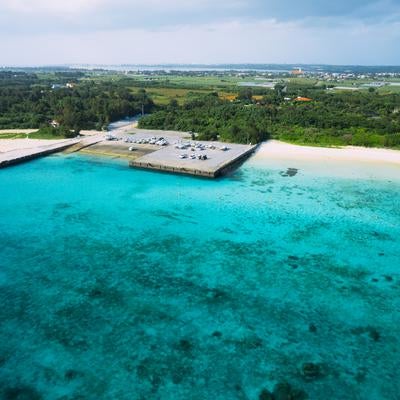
[1, 71, 400, 147]
[139, 86, 400, 148]
[139, 93, 270, 144]
[0, 72, 154, 136]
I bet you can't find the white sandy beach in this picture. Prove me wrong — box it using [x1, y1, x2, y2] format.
[254, 140, 400, 165]
[251, 140, 400, 180]
[1, 136, 400, 180]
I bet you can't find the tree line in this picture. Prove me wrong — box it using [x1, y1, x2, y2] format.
[0, 72, 154, 137]
[139, 93, 270, 144]
[139, 86, 400, 147]
[1, 71, 399, 147]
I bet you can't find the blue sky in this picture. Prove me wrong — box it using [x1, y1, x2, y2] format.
[1, 0, 399, 65]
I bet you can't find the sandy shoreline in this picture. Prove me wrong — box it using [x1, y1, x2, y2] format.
[1, 137, 400, 180]
[249, 140, 400, 180]
[253, 140, 400, 165]
[2, 137, 400, 165]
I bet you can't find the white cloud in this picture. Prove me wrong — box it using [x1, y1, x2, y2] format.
[0, 0, 242, 16]
[3, 0, 106, 15]
[1, 18, 399, 65]
[0, 0, 398, 65]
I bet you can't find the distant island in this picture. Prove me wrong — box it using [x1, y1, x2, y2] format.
[4, 63, 400, 74]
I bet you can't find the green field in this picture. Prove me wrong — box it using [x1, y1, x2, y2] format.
[133, 87, 237, 105]
[0, 133, 28, 139]
[1, 69, 400, 147]
[0, 130, 69, 140]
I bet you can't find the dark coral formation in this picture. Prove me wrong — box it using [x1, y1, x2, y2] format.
[259, 388, 274, 400]
[301, 363, 323, 381]
[351, 326, 381, 342]
[259, 382, 308, 400]
[308, 324, 318, 333]
[280, 168, 299, 177]
[2, 386, 42, 400]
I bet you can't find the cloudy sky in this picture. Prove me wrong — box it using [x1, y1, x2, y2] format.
[0, 0, 399, 65]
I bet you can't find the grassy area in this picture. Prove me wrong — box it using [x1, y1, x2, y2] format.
[158, 75, 241, 88]
[277, 138, 344, 148]
[286, 77, 319, 86]
[84, 73, 243, 91]
[278, 137, 400, 150]
[0, 133, 28, 139]
[378, 85, 400, 94]
[2, 70, 400, 148]
[134, 87, 238, 105]
[87, 72, 400, 98]
[137, 88, 210, 105]
[0, 129, 73, 140]
[29, 130, 71, 139]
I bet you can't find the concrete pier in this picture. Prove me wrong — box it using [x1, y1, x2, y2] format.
[130, 147, 257, 177]
[0, 139, 79, 168]
[128, 135, 258, 178]
[0, 128, 259, 178]
[63, 134, 104, 154]
[0, 134, 105, 169]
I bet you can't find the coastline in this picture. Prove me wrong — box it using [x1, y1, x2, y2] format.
[2, 136, 400, 180]
[253, 140, 400, 165]
[3, 137, 399, 164]
[249, 140, 400, 180]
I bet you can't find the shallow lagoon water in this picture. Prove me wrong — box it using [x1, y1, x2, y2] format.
[0, 153, 399, 399]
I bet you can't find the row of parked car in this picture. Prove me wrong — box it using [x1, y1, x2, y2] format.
[125, 136, 168, 146]
[175, 142, 229, 151]
[179, 153, 208, 160]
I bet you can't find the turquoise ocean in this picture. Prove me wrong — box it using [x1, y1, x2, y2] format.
[0, 152, 399, 399]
